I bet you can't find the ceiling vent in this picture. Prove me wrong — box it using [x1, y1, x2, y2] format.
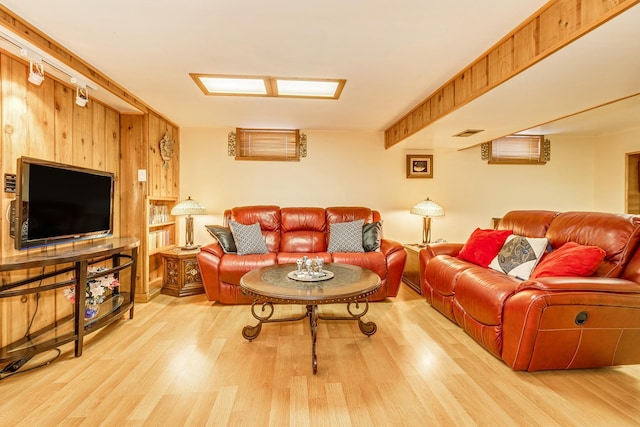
[453, 129, 484, 137]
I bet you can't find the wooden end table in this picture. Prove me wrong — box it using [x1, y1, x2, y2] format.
[160, 248, 204, 297]
[403, 244, 423, 294]
[240, 263, 381, 374]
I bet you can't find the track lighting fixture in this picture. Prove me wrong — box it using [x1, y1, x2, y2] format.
[75, 86, 88, 107]
[28, 61, 44, 86]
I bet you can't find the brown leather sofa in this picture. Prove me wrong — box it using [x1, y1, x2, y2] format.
[198, 205, 407, 304]
[420, 210, 640, 371]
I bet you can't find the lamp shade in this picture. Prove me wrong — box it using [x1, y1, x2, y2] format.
[171, 197, 207, 216]
[410, 198, 444, 217]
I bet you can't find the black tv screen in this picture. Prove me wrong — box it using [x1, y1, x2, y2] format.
[14, 157, 114, 250]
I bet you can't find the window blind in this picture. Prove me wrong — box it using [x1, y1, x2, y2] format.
[488, 135, 545, 164]
[235, 128, 300, 161]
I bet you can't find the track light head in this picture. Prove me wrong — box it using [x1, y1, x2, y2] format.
[75, 86, 88, 107]
[28, 61, 44, 86]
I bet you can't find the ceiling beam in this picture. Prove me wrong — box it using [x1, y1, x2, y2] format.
[384, 0, 640, 149]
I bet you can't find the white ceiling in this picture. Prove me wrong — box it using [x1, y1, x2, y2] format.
[1, 1, 639, 149]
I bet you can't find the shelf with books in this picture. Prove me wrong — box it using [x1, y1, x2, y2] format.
[144, 197, 178, 300]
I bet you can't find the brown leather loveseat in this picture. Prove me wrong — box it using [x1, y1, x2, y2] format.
[198, 205, 407, 304]
[420, 210, 640, 371]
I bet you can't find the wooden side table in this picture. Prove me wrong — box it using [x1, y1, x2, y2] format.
[160, 248, 204, 297]
[403, 244, 423, 294]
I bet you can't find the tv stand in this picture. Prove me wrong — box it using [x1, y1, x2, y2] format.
[0, 237, 139, 366]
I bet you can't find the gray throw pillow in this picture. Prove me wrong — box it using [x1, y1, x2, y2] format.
[363, 221, 382, 252]
[205, 225, 237, 253]
[327, 219, 365, 253]
[229, 220, 268, 255]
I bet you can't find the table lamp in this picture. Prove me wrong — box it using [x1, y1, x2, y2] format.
[410, 198, 444, 245]
[171, 196, 207, 250]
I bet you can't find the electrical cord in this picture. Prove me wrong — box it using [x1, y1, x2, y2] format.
[24, 266, 45, 338]
[0, 266, 59, 381]
[0, 348, 61, 381]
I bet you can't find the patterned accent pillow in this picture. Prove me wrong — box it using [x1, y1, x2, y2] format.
[362, 221, 383, 252]
[229, 221, 268, 255]
[205, 225, 237, 253]
[327, 220, 365, 253]
[489, 235, 548, 280]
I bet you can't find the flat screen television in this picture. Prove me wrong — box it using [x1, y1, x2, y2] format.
[12, 157, 115, 250]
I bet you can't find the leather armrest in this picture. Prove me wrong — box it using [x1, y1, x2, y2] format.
[516, 277, 640, 294]
[200, 242, 224, 258]
[419, 243, 464, 264]
[380, 238, 407, 298]
[380, 238, 404, 256]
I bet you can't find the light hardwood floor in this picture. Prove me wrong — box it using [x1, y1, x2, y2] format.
[1, 284, 639, 426]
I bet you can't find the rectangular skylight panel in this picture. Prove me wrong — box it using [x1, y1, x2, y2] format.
[200, 77, 267, 95]
[276, 80, 339, 97]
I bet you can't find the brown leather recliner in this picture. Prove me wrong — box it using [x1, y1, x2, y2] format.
[198, 206, 407, 304]
[420, 210, 640, 371]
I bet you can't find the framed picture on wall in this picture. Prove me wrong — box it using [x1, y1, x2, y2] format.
[406, 155, 433, 178]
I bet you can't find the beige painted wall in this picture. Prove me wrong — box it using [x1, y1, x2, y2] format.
[593, 126, 640, 212]
[179, 128, 598, 247]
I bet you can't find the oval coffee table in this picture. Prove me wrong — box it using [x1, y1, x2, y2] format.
[240, 263, 381, 374]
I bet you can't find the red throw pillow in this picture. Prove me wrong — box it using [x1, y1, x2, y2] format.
[458, 228, 513, 267]
[530, 241, 606, 279]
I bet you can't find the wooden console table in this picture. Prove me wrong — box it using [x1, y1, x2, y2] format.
[0, 237, 139, 366]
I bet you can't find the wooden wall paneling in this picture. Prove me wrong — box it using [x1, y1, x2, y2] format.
[0, 291, 27, 349]
[146, 113, 157, 198]
[148, 251, 163, 297]
[91, 101, 107, 171]
[119, 114, 148, 301]
[148, 113, 179, 199]
[0, 54, 27, 349]
[0, 51, 128, 349]
[53, 82, 73, 164]
[146, 113, 179, 299]
[1, 54, 27, 257]
[105, 108, 121, 238]
[159, 122, 178, 198]
[32, 266, 65, 344]
[169, 124, 179, 199]
[72, 100, 92, 168]
[25, 69, 55, 159]
[147, 112, 177, 198]
[1, 54, 27, 167]
[0, 13, 179, 312]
